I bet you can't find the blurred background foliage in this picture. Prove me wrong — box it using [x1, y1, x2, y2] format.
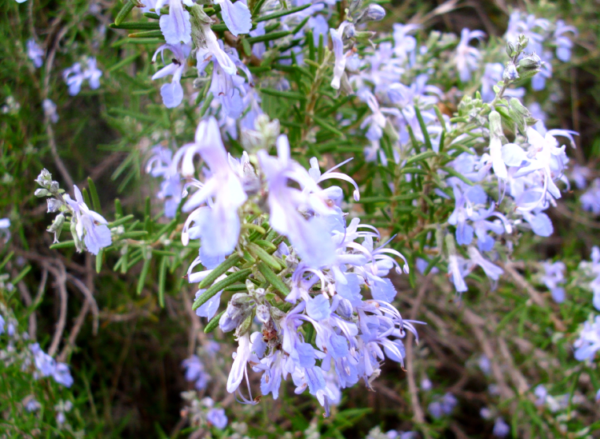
[1, 0, 600, 437]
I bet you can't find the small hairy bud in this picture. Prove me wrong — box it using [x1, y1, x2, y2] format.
[517, 53, 542, 79]
[256, 304, 270, 324]
[356, 4, 386, 24]
[34, 169, 52, 188]
[503, 63, 519, 82]
[34, 188, 50, 197]
[47, 214, 65, 243]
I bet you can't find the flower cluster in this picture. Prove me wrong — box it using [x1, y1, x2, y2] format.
[148, 116, 417, 415]
[63, 57, 102, 96]
[0, 307, 73, 388]
[540, 261, 566, 303]
[180, 392, 228, 430]
[35, 169, 112, 255]
[504, 11, 577, 91]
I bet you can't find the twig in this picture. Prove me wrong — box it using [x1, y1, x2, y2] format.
[58, 301, 90, 363]
[462, 309, 513, 400]
[405, 275, 432, 439]
[42, 24, 74, 191]
[45, 261, 68, 357]
[66, 273, 99, 335]
[28, 268, 48, 339]
[183, 288, 204, 357]
[501, 261, 566, 331]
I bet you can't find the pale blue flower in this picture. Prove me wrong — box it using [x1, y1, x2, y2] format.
[30, 343, 55, 377]
[216, 0, 251, 36]
[0, 218, 8, 242]
[43, 99, 59, 124]
[493, 417, 510, 437]
[158, 0, 192, 45]
[152, 43, 191, 108]
[581, 179, 600, 215]
[53, 363, 74, 388]
[27, 39, 44, 68]
[428, 392, 457, 418]
[541, 261, 566, 303]
[574, 316, 600, 362]
[207, 407, 228, 429]
[181, 117, 247, 258]
[182, 354, 211, 390]
[505, 12, 549, 55]
[455, 28, 486, 82]
[258, 135, 336, 268]
[64, 186, 112, 255]
[146, 145, 183, 217]
[330, 22, 352, 89]
[531, 51, 553, 91]
[63, 57, 102, 96]
[553, 20, 577, 62]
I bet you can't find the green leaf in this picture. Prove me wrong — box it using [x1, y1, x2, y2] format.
[312, 116, 345, 139]
[158, 257, 167, 308]
[241, 38, 252, 57]
[0, 252, 13, 271]
[404, 150, 436, 166]
[137, 256, 152, 295]
[12, 265, 31, 285]
[204, 310, 226, 333]
[414, 106, 433, 151]
[108, 214, 134, 228]
[110, 21, 160, 30]
[246, 31, 291, 44]
[199, 92, 214, 118]
[50, 240, 75, 249]
[442, 166, 474, 186]
[255, 3, 310, 22]
[257, 262, 290, 296]
[252, 0, 268, 16]
[81, 187, 92, 207]
[198, 254, 243, 289]
[247, 243, 281, 271]
[114, 0, 136, 26]
[193, 269, 253, 311]
[96, 249, 103, 274]
[119, 231, 148, 239]
[87, 177, 102, 215]
[128, 30, 165, 38]
[107, 54, 140, 73]
[260, 88, 306, 101]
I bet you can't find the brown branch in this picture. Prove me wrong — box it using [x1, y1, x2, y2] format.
[44, 261, 68, 357]
[43, 24, 74, 190]
[405, 275, 433, 439]
[501, 261, 566, 332]
[462, 308, 513, 400]
[66, 273, 99, 335]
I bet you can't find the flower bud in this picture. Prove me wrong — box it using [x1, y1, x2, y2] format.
[356, 4, 386, 24]
[488, 111, 503, 139]
[34, 169, 52, 188]
[34, 188, 50, 197]
[508, 98, 536, 134]
[235, 313, 254, 337]
[516, 53, 542, 79]
[505, 41, 516, 58]
[47, 199, 62, 213]
[256, 304, 270, 324]
[47, 214, 65, 244]
[70, 220, 84, 252]
[517, 35, 529, 52]
[503, 63, 519, 82]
